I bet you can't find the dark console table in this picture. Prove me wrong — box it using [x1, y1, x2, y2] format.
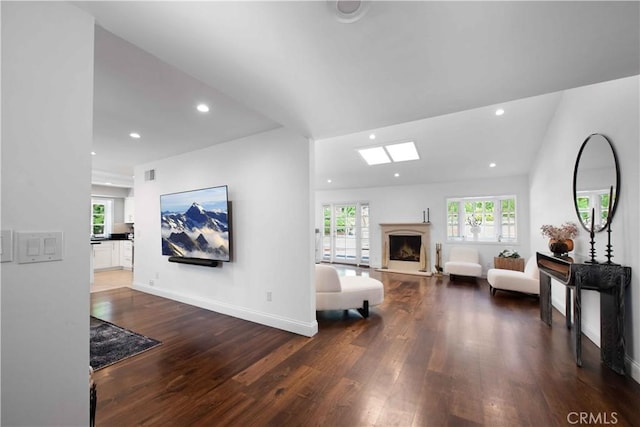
[536, 252, 631, 375]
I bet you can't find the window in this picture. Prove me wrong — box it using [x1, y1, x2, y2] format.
[92, 201, 106, 236]
[576, 189, 610, 229]
[321, 202, 369, 265]
[91, 198, 113, 237]
[446, 196, 517, 242]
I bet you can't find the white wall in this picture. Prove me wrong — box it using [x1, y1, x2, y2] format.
[133, 127, 317, 336]
[315, 174, 531, 275]
[1, 2, 94, 425]
[529, 75, 640, 381]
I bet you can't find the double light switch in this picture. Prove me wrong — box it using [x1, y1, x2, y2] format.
[16, 232, 63, 264]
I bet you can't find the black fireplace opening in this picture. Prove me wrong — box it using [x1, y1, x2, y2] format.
[389, 235, 421, 262]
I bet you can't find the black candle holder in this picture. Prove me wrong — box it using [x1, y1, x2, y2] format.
[585, 229, 598, 264]
[605, 221, 617, 265]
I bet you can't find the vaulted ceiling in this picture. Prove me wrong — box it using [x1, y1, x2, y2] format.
[77, 1, 640, 189]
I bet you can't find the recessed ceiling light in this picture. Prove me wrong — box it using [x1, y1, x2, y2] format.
[197, 103, 210, 113]
[329, 0, 370, 24]
[495, 108, 505, 116]
[327, 179, 332, 183]
[91, 151, 96, 156]
[489, 162, 497, 168]
[105, 182, 112, 185]
[129, 132, 141, 139]
[369, 133, 376, 140]
[385, 141, 419, 162]
[358, 147, 391, 165]
[394, 173, 400, 177]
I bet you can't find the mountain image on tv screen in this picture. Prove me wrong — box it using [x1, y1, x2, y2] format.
[160, 186, 230, 262]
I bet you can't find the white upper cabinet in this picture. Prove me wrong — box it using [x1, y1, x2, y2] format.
[124, 197, 135, 223]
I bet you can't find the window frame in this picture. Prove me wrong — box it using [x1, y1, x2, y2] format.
[446, 195, 518, 243]
[91, 198, 113, 238]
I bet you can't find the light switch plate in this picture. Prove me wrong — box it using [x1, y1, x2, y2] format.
[16, 231, 63, 264]
[1, 230, 13, 262]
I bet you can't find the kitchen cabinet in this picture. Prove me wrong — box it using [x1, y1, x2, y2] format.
[92, 242, 113, 270]
[92, 240, 123, 271]
[120, 240, 133, 270]
[111, 241, 120, 266]
[124, 197, 135, 223]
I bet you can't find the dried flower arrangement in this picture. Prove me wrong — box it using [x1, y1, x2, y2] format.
[540, 222, 579, 240]
[466, 216, 482, 227]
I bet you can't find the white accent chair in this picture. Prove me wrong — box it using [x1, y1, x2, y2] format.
[315, 264, 384, 318]
[487, 256, 540, 296]
[444, 246, 482, 281]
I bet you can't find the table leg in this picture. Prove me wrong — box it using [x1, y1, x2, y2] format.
[539, 273, 552, 326]
[573, 282, 582, 367]
[565, 287, 572, 329]
[600, 285, 626, 374]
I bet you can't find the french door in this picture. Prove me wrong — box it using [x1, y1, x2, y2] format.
[322, 202, 369, 266]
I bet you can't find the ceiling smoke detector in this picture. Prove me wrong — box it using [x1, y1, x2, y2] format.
[328, 0, 370, 23]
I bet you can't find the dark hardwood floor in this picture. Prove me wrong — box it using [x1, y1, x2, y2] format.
[90, 268, 640, 426]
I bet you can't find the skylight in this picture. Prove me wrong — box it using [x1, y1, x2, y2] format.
[358, 147, 391, 165]
[385, 141, 419, 162]
[357, 141, 420, 165]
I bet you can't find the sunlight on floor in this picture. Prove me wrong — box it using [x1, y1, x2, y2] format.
[91, 270, 133, 293]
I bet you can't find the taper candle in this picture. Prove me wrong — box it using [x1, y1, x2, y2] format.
[591, 207, 595, 234]
[607, 185, 613, 220]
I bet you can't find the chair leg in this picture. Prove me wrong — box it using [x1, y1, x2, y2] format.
[356, 300, 370, 318]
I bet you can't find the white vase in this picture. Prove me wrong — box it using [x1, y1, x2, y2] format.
[471, 226, 481, 241]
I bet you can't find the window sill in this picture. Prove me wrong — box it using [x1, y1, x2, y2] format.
[446, 239, 519, 246]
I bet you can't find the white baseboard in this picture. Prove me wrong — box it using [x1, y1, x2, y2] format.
[626, 356, 640, 384]
[132, 282, 318, 337]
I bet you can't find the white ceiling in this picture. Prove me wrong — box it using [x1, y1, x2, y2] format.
[78, 1, 639, 189]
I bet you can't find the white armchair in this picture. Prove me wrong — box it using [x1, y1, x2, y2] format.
[487, 256, 540, 296]
[444, 246, 482, 281]
[315, 264, 384, 318]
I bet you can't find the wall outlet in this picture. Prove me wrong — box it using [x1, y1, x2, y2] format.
[155, 272, 160, 279]
[149, 279, 155, 287]
[266, 291, 272, 302]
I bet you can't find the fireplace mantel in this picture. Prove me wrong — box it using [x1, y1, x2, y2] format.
[379, 223, 431, 234]
[379, 222, 431, 275]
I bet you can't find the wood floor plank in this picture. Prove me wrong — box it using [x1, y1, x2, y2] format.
[91, 267, 640, 426]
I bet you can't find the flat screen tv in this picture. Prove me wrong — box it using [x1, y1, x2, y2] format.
[160, 185, 231, 262]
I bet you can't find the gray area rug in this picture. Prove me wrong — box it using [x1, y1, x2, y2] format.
[90, 316, 161, 370]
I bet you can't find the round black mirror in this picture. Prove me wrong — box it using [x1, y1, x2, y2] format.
[573, 133, 620, 232]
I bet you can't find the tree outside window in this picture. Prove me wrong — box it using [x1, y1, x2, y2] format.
[92, 202, 106, 236]
[91, 199, 113, 237]
[321, 202, 369, 265]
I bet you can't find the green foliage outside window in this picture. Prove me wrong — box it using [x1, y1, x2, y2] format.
[447, 196, 517, 242]
[92, 202, 106, 236]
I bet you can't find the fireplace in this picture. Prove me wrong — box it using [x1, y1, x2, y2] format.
[389, 235, 421, 262]
[379, 223, 431, 275]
